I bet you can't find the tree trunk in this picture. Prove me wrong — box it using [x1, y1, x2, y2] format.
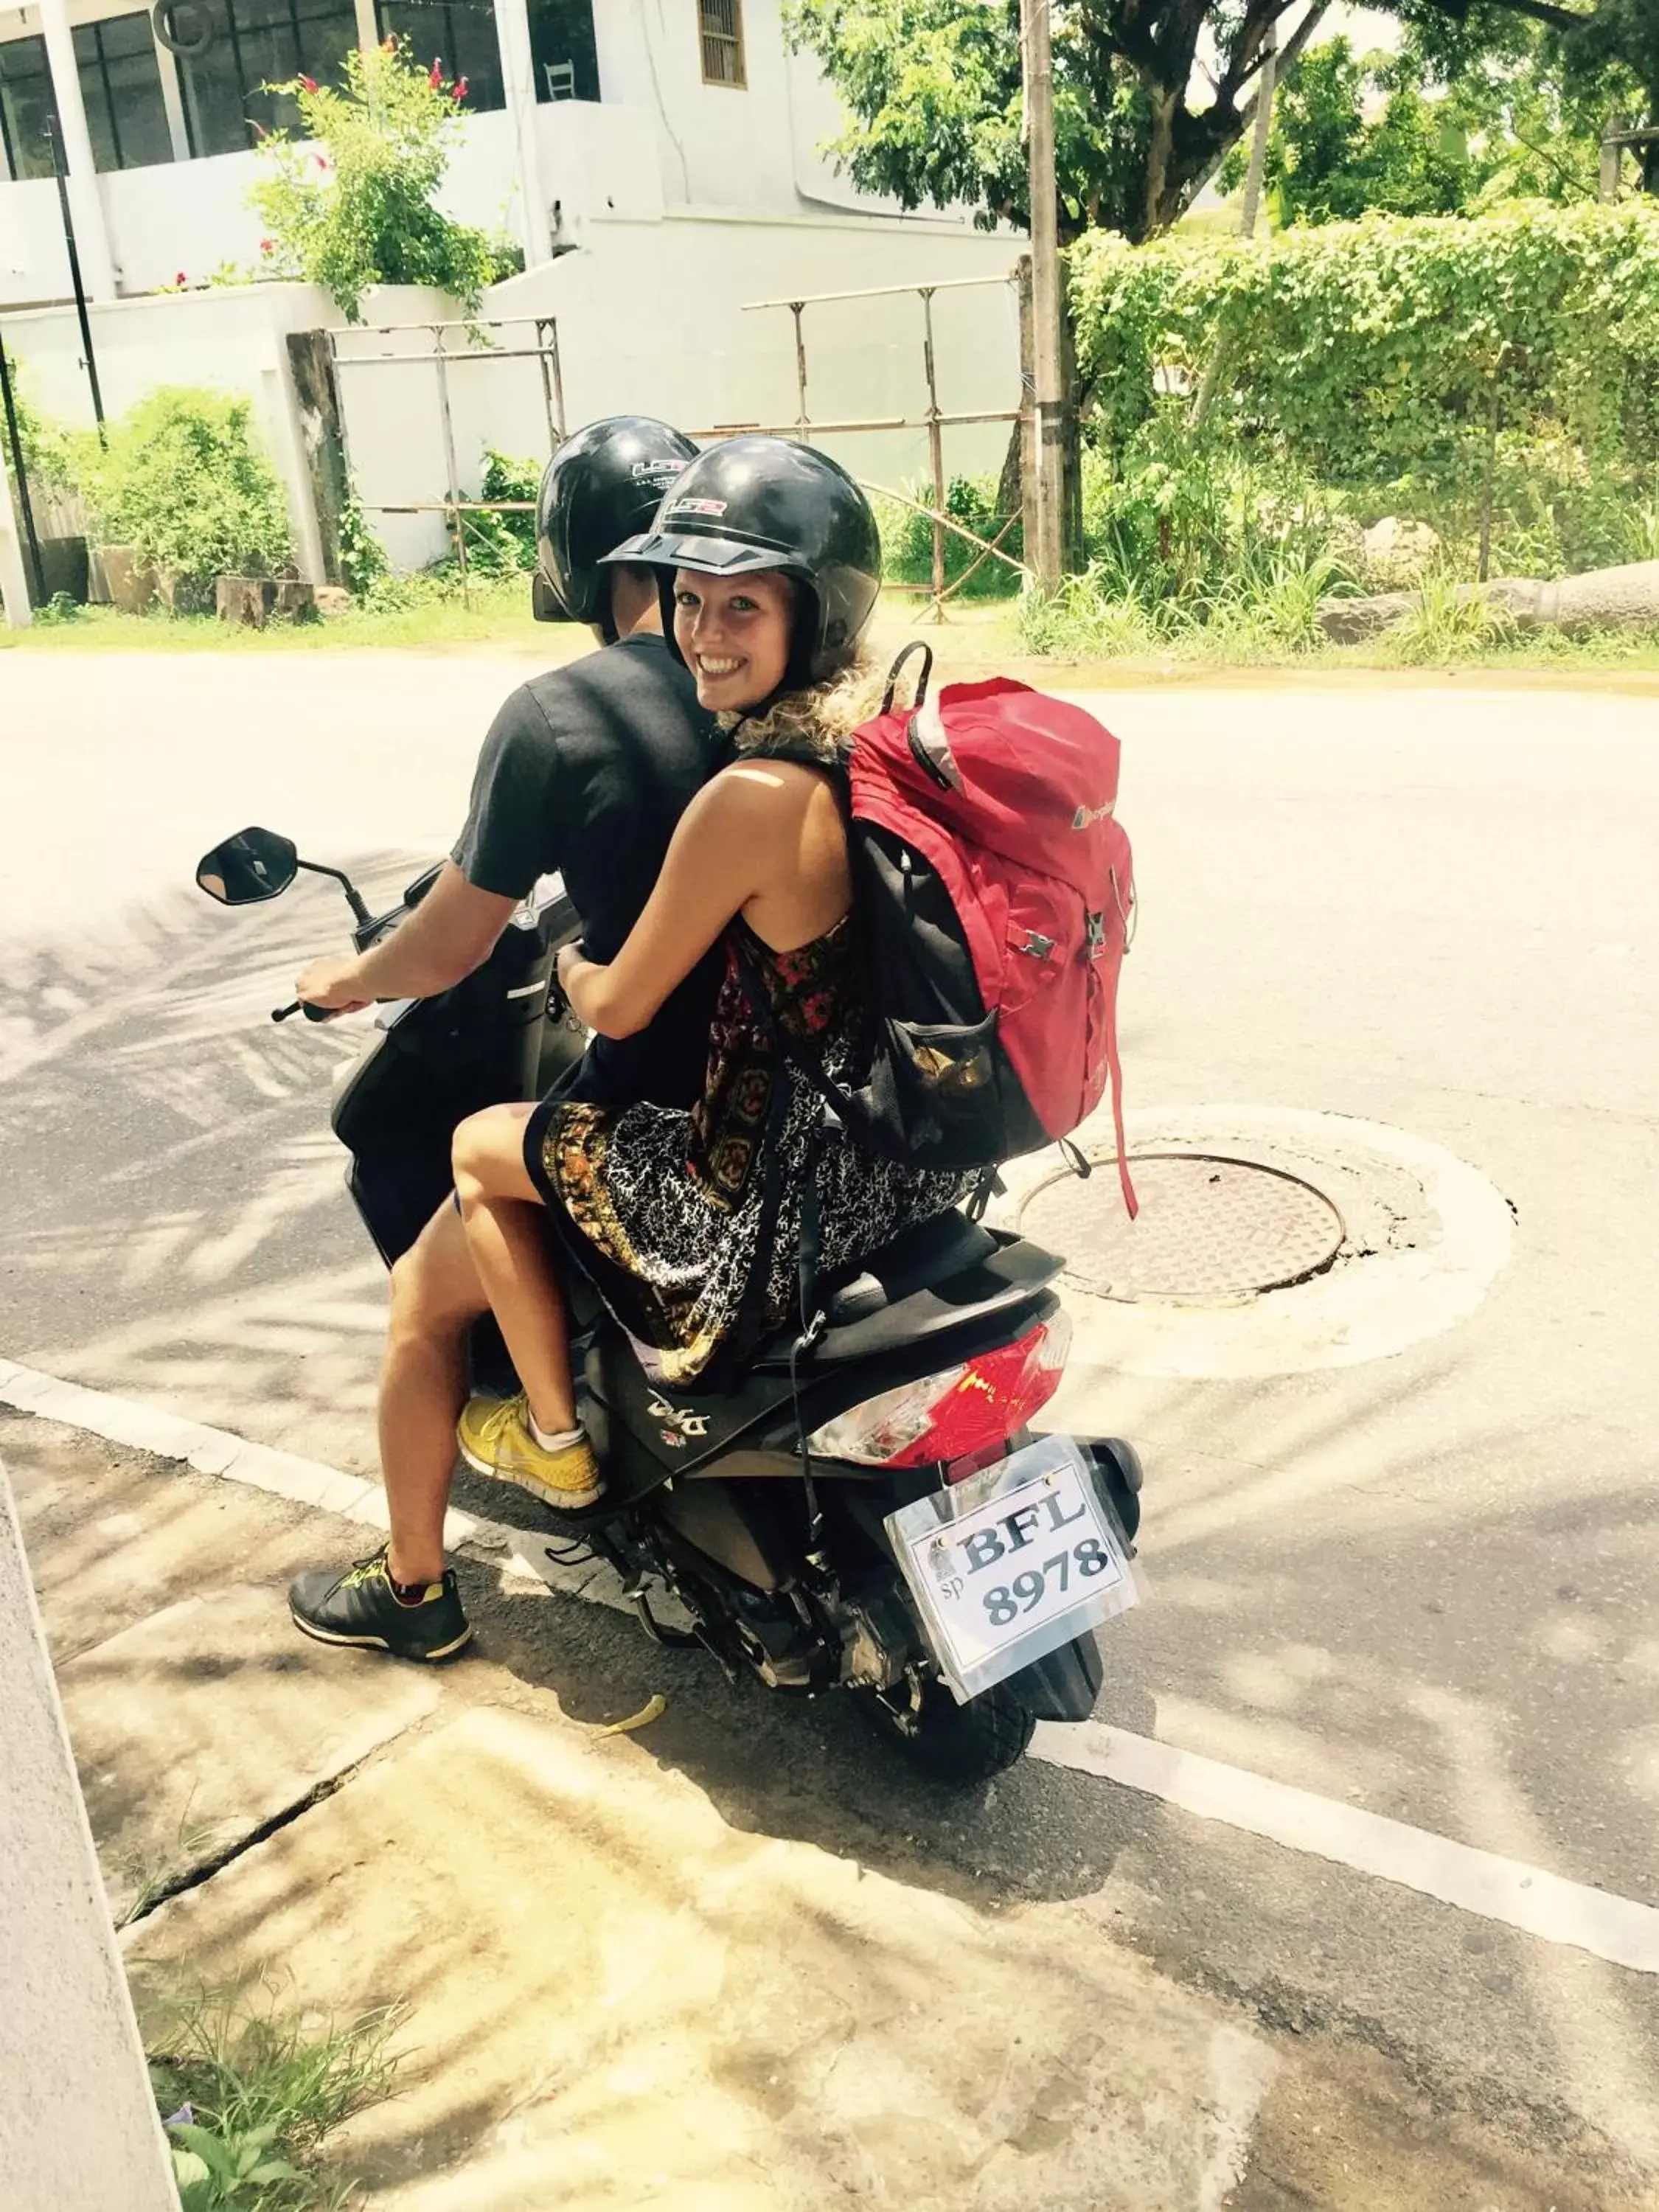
[1318, 560, 1659, 642]
[285, 329, 348, 588]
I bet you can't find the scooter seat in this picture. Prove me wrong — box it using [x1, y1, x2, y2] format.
[749, 1214, 1063, 1371]
[820, 1208, 1001, 1323]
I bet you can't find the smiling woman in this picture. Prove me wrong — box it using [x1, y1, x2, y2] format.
[672, 568, 795, 713]
[439, 436, 974, 1509]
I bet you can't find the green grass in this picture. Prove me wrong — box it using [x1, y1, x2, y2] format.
[8, 571, 1659, 684]
[145, 1978, 400, 2211]
[1012, 565, 1659, 679]
[1, 574, 558, 655]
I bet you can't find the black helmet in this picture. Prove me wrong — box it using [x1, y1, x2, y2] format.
[605, 435, 881, 686]
[535, 414, 700, 634]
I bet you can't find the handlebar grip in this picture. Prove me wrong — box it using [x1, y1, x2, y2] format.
[271, 1000, 338, 1023]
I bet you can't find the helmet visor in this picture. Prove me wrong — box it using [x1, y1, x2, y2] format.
[600, 528, 805, 580]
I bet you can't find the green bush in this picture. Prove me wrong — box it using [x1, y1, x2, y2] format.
[1, 351, 74, 499]
[457, 446, 539, 576]
[77, 389, 293, 588]
[880, 473, 1024, 600]
[336, 491, 390, 599]
[1065, 203, 1659, 602]
[251, 40, 507, 321]
[1071, 202, 1659, 483]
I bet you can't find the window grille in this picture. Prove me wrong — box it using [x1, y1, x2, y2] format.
[698, 0, 744, 88]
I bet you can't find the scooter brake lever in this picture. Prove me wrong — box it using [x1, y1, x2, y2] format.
[271, 1001, 337, 1023]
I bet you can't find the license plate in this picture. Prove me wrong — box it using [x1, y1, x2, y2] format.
[884, 1434, 1140, 1704]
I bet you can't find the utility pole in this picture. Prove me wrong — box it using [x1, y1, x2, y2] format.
[1021, 0, 1064, 594]
[1600, 111, 1625, 201]
[1239, 19, 1277, 237]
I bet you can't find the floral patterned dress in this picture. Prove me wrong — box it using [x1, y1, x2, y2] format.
[524, 911, 971, 1388]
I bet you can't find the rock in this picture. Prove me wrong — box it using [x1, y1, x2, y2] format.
[97, 546, 157, 616]
[1317, 588, 1422, 644]
[155, 568, 215, 617]
[217, 576, 277, 627]
[1318, 557, 1659, 643]
[271, 578, 317, 622]
[1362, 517, 1441, 591]
[313, 583, 355, 617]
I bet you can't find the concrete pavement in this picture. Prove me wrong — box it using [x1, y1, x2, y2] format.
[4, 650, 1659, 2195]
[10, 1408, 1650, 2210]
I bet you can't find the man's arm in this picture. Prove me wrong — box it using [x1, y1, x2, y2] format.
[296, 862, 519, 1012]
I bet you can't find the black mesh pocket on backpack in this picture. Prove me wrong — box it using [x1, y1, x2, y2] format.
[856, 824, 983, 1028]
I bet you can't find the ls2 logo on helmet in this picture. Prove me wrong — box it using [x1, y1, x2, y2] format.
[633, 459, 686, 481]
[669, 496, 728, 518]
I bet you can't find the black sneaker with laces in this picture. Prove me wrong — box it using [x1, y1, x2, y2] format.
[288, 1547, 473, 1663]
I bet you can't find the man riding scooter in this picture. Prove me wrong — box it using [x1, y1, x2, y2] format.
[283, 414, 723, 1663]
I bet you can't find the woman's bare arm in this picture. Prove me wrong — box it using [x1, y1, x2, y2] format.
[560, 762, 815, 1039]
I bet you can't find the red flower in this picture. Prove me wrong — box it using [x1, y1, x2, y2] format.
[315, 153, 328, 170]
[175, 271, 187, 286]
[259, 236, 273, 254]
[298, 73, 317, 91]
[451, 76, 467, 100]
[428, 57, 443, 88]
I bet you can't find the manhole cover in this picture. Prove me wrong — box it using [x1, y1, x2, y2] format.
[1020, 1152, 1346, 1303]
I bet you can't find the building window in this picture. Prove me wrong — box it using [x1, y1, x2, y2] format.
[698, 0, 744, 88]
[529, 0, 597, 103]
[74, 14, 174, 172]
[375, 0, 505, 113]
[0, 35, 58, 181]
[176, 0, 360, 158]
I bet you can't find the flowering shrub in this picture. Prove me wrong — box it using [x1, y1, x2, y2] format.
[248, 38, 510, 321]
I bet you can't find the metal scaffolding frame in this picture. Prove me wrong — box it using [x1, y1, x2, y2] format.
[738, 268, 1031, 620]
[327, 315, 566, 602]
[326, 271, 1032, 616]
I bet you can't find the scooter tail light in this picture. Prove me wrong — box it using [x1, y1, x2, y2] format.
[806, 1312, 1073, 1471]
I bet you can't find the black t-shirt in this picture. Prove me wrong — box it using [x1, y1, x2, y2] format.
[453, 635, 721, 1109]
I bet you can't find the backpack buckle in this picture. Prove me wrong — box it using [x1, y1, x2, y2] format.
[1014, 928, 1056, 961]
[1084, 911, 1107, 958]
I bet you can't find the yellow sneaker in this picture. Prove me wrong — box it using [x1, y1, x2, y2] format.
[456, 1393, 604, 1511]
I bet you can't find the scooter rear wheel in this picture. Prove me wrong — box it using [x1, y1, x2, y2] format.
[858, 1674, 1035, 1785]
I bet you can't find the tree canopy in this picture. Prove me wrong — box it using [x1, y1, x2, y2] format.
[1220, 24, 1619, 223]
[783, 0, 1658, 243]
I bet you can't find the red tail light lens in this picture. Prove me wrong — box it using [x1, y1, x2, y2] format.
[806, 1312, 1072, 1470]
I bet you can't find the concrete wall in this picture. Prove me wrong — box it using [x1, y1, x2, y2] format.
[0, 1461, 176, 2211]
[4, 210, 1023, 582]
[1, 279, 346, 577]
[591, 4, 961, 223]
[0, 105, 670, 308]
[0, 0, 976, 309]
[330, 214, 1023, 571]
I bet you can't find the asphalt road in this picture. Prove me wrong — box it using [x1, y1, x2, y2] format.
[4, 648, 1658, 2195]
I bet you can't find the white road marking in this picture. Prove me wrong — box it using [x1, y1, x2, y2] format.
[7, 1357, 1657, 1977]
[0, 1358, 629, 1614]
[1035, 1719, 1659, 1976]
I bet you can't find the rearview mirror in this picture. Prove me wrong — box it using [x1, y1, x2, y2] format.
[196, 827, 299, 906]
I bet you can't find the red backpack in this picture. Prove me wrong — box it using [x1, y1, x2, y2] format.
[796, 645, 1138, 1217]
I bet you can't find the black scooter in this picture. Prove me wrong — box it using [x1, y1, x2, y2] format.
[198, 827, 1144, 1783]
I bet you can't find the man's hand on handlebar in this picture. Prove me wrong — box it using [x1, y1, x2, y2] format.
[295, 953, 373, 1016]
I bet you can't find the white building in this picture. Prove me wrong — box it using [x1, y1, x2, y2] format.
[1, 1, 1026, 592]
[0, 0, 984, 305]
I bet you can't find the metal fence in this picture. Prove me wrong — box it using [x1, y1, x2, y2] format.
[328, 268, 1032, 617]
[330, 314, 566, 600]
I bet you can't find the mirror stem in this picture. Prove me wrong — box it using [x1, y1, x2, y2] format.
[296, 858, 373, 926]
